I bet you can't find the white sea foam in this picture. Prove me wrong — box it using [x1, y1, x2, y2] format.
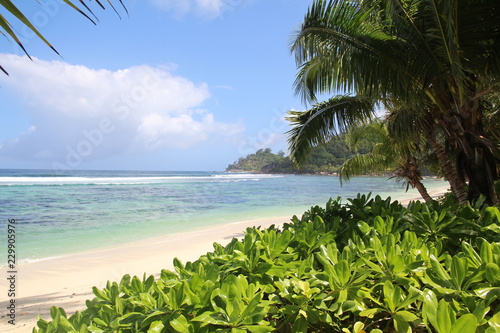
[0, 255, 66, 268]
[0, 176, 198, 185]
[0, 173, 283, 185]
[212, 173, 283, 179]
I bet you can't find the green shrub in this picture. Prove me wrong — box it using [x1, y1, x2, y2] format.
[34, 195, 500, 332]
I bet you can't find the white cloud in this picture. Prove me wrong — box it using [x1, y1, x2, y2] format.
[196, 0, 224, 17]
[0, 54, 245, 168]
[149, 0, 234, 18]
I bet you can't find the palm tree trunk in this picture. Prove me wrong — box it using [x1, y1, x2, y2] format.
[456, 99, 499, 205]
[396, 158, 435, 203]
[427, 132, 468, 205]
[440, 96, 499, 205]
[414, 179, 434, 203]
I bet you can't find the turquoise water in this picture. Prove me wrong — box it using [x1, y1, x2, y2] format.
[0, 169, 448, 264]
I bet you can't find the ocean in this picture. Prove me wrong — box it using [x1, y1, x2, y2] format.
[0, 169, 447, 264]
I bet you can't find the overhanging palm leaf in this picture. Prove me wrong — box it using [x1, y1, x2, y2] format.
[344, 119, 386, 152]
[385, 103, 431, 146]
[287, 95, 375, 166]
[289, 0, 500, 204]
[0, 0, 126, 75]
[339, 119, 434, 202]
[339, 151, 392, 184]
[340, 120, 397, 184]
[291, 0, 428, 106]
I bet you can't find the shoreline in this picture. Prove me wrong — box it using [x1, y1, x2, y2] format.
[0, 186, 449, 332]
[0, 216, 294, 332]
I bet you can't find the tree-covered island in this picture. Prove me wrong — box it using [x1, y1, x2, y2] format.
[226, 139, 363, 175]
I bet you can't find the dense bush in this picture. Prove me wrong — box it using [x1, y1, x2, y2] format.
[34, 195, 500, 332]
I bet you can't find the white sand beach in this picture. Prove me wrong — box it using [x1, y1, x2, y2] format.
[0, 185, 449, 332]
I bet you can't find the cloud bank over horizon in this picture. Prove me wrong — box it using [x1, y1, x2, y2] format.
[0, 54, 244, 169]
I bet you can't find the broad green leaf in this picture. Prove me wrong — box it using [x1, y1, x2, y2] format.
[173, 257, 184, 271]
[482, 223, 500, 233]
[335, 260, 351, 285]
[393, 313, 411, 333]
[92, 287, 110, 301]
[266, 265, 286, 277]
[142, 311, 167, 328]
[58, 316, 75, 331]
[292, 315, 308, 333]
[421, 290, 438, 325]
[93, 318, 108, 328]
[383, 280, 396, 312]
[79, 324, 89, 333]
[396, 287, 421, 311]
[241, 324, 275, 333]
[131, 276, 144, 293]
[474, 287, 500, 298]
[460, 242, 481, 267]
[485, 263, 500, 284]
[450, 256, 468, 290]
[359, 308, 381, 318]
[147, 321, 164, 333]
[170, 315, 191, 333]
[357, 221, 371, 234]
[240, 292, 265, 323]
[192, 311, 230, 326]
[353, 321, 365, 333]
[273, 230, 292, 255]
[481, 241, 494, 263]
[429, 255, 452, 285]
[396, 311, 418, 322]
[339, 289, 348, 303]
[374, 216, 386, 234]
[50, 306, 60, 320]
[139, 292, 157, 310]
[450, 314, 477, 333]
[118, 313, 146, 326]
[435, 300, 453, 333]
[488, 312, 500, 329]
[484, 207, 500, 225]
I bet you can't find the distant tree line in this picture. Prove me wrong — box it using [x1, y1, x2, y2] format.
[226, 135, 377, 174]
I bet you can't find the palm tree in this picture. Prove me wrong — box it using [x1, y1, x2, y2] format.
[339, 119, 434, 202]
[288, 0, 500, 204]
[0, 0, 127, 75]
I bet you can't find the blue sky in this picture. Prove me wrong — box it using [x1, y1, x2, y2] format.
[0, 0, 312, 171]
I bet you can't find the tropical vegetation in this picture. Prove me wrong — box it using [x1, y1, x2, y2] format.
[34, 195, 500, 332]
[287, 0, 500, 205]
[226, 135, 378, 174]
[339, 119, 435, 202]
[6, 1, 498, 332]
[227, 148, 292, 173]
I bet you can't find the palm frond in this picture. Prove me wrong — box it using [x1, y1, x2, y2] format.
[427, 0, 466, 104]
[290, 0, 431, 106]
[0, 0, 127, 75]
[0, 0, 59, 57]
[286, 94, 375, 166]
[385, 103, 430, 146]
[345, 119, 386, 152]
[339, 152, 393, 185]
[457, 0, 500, 85]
